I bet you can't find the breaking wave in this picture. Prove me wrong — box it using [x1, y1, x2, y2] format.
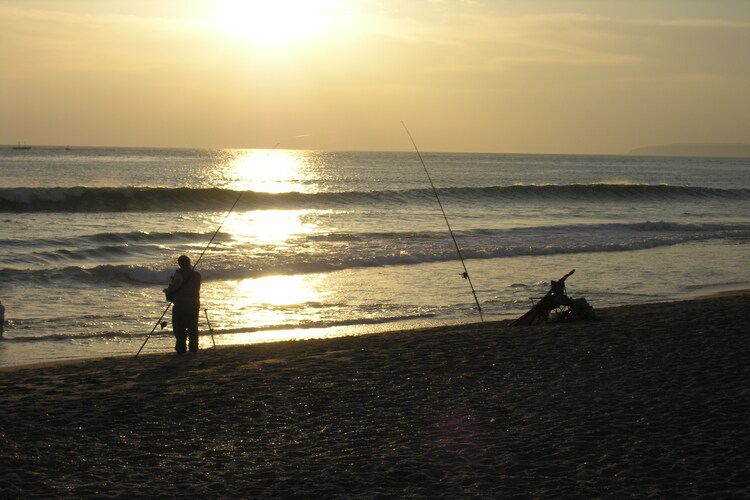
[2, 221, 748, 285]
[2, 184, 749, 212]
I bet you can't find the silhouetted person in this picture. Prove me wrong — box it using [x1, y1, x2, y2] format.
[164, 255, 201, 353]
[0, 300, 5, 338]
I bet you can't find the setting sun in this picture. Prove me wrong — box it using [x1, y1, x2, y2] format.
[210, 0, 346, 46]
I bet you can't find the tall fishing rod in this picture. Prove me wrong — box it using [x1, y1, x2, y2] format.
[135, 143, 281, 358]
[401, 122, 483, 323]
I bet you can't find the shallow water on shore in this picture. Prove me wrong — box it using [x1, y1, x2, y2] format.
[2, 239, 748, 368]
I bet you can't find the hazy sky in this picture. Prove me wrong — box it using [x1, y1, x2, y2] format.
[2, 0, 749, 153]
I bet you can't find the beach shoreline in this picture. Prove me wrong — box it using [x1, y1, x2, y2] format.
[1, 293, 748, 497]
[3, 288, 748, 372]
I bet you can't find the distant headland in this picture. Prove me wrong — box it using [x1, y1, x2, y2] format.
[628, 143, 750, 158]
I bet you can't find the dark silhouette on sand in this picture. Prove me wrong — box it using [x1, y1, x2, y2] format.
[511, 269, 598, 326]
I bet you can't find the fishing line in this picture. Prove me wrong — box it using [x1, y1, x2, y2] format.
[401, 122, 484, 323]
[135, 143, 281, 358]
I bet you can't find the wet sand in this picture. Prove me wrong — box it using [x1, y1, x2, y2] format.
[1, 294, 748, 498]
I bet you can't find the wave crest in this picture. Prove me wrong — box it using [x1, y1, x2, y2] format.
[2, 221, 748, 285]
[2, 184, 748, 212]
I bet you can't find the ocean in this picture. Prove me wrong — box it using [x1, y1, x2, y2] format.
[1, 147, 749, 367]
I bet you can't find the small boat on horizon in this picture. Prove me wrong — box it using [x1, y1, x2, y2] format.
[12, 141, 31, 150]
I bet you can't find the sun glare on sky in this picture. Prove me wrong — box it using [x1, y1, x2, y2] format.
[2, 1, 749, 152]
[210, 0, 346, 46]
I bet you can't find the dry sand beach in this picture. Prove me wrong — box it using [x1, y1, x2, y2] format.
[1, 294, 748, 498]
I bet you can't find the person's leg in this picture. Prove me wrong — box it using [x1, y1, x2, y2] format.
[172, 308, 188, 354]
[187, 307, 200, 352]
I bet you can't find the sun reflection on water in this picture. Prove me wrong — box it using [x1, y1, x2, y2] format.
[226, 148, 314, 193]
[208, 274, 335, 344]
[223, 209, 317, 245]
[203, 150, 333, 340]
[238, 274, 322, 306]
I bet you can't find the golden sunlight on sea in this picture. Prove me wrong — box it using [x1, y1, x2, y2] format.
[226, 149, 314, 193]
[238, 274, 322, 307]
[221, 148, 320, 244]
[210, 274, 338, 345]
[208, 148, 330, 338]
[223, 210, 317, 246]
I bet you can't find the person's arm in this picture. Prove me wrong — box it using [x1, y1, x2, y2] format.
[165, 272, 184, 293]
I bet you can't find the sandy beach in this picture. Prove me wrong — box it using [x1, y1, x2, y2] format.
[1, 294, 748, 498]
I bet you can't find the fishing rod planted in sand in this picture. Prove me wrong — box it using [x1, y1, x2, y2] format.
[204, 308, 216, 348]
[401, 122, 483, 323]
[135, 143, 281, 358]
